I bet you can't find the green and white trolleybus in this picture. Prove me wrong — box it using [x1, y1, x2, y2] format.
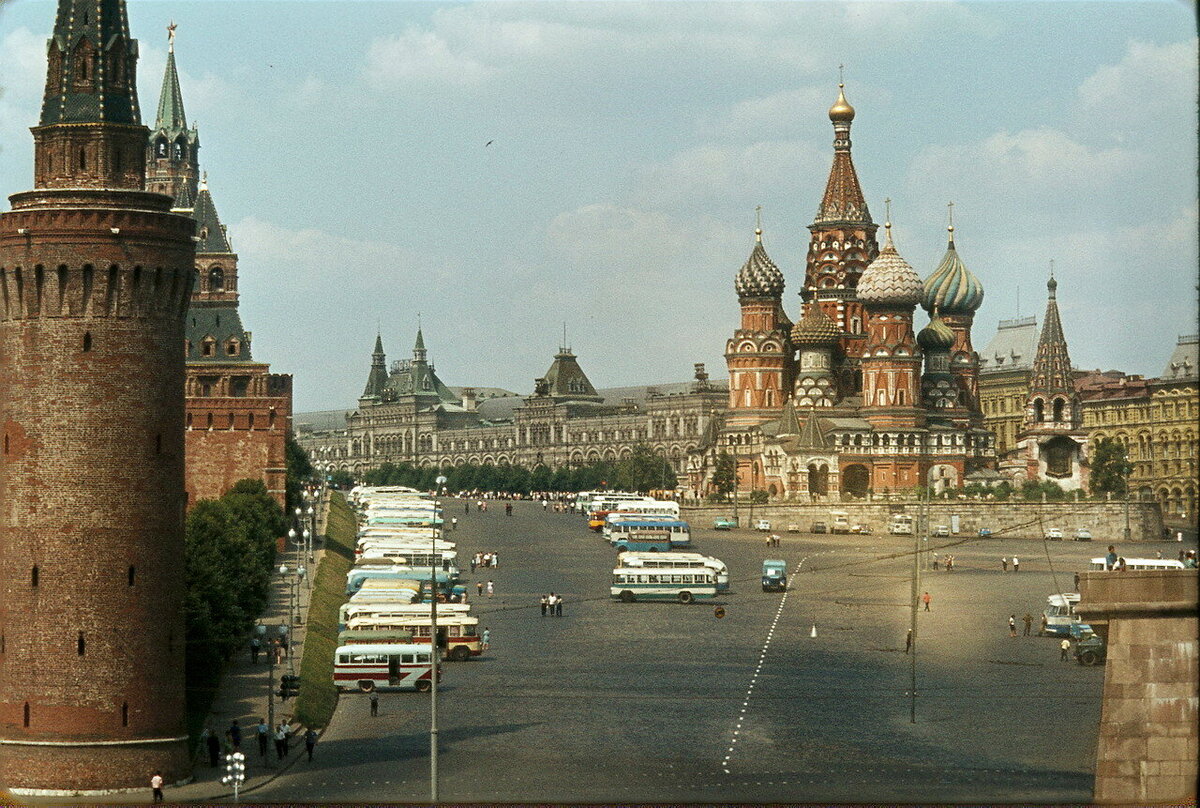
[610, 565, 718, 603]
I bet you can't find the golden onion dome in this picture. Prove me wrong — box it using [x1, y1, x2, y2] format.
[791, 301, 843, 347]
[829, 84, 855, 123]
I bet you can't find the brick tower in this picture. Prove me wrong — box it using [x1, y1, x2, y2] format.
[803, 83, 880, 395]
[0, 0, 193, 793]
[725, 225, 792, 428]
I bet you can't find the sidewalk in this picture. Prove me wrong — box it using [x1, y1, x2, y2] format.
[165, 491, 333, 803]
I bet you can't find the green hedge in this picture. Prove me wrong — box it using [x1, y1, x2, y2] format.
[293, 491, 356, 728]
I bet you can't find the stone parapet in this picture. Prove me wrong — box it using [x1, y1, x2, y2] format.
[1077, 569, 1198, 805]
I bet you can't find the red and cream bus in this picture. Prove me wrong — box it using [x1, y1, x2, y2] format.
[333, 642, 440, 692]
[345, 613, 481, 661]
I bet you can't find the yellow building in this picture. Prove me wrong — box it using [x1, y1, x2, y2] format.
[1080, 335, 1199, 525]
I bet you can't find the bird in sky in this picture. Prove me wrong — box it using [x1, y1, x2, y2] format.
[485, 140, 494, 147]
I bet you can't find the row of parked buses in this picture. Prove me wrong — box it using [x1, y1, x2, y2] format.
[574, 491, 728, 604]
[1039, 556, 1187, 639]
[333, 487, 481, 693]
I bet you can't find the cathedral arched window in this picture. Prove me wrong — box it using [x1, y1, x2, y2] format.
[173, 140, 185, 161]
[156, 138, 168, 158]
[1033, 399, 1045, 422]
[208, 266, 224, 291]
[1052, 398, 1065, 422]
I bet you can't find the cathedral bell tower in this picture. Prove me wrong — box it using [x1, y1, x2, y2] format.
[145, 24, 200, 206]
[0, 0, 194, 792]
[725, 225, 792, 428]
[803, 82, 880, 383]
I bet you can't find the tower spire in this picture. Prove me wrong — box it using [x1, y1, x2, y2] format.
[1030, 267, 1073, 396]
[40, 0, 142, 127]
[156, 24, 187, 132]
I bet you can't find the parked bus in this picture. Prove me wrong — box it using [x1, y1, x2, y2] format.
[1040, 592, 1083, 636]
[604, 500, 681, 519]
[355, 548, 458, 573]
[340, 600, 472, 630]
[346, 566, 460, 596]
[1088, 557, 1186, 571]
[576, 491, 644, 514]
[610, 566, 718, 603]
[829, 511, 851, 534]
[618, 551, 728, 591]
[346, 613, 481, 661]
[333, 642, 439, 692]
[337, 628, 411, 645]
[889, 514, 914, 535]
[606, 517, 691, 548]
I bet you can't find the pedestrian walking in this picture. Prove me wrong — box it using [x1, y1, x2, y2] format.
[465, 502, 470, 515]
[470, 554, 476, 573]
[150, 771, 164, 803]
[931, 553, 939, 571]
[486, 580, 494, 598]
[1061, 638, 1072, 660]
[477, 581, 484, 597]
[228, 719, 242, 750]
[1001, 557, 1008, 572]
[257, 717, 270, 759]
[904, 629, 913, 654]
[451, 516, 458, 531]
[481, 627, 491, 651]
[921, 591, 931, 611]
[1012, 556, 1019, 573]
[1074, 572, 1081, 590]
[204, 726, 220, 767]
[281, 722, 292, 756]
[250, 635, 261, 664]
[370, 692, 379, 717]
[1009, 614, 1017, 637]
[505, 502, 513, 516]
[1106, 545, 1118, 570]
[540, 594, 548, 616]
[273, 724, 286, 760]
[492, 552, 499, 568]
[304, 727, 318, 762]
[556, 595, 564, 617]
[1022, 613, 1033, 637]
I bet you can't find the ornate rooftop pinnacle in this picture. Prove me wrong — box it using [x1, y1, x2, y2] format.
[857, 204, 923, 307]
[922, 205, 984, 315]
[41, 0, 145, 126]
[156, 24, 188, 134]
[735, 224, 785, 299]
[791, 300, 842, 347]
[813, 81, 872, 227]
[917, 309, 956, 351]
[1030, 267, 1074, 395]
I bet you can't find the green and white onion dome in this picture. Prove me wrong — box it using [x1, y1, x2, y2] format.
[734, 231, 785, 298]
[922, 227, 983, 314]
[857, 223, 924, 307]
[917, 312, 956, 352]
[791, 301, 843, 347]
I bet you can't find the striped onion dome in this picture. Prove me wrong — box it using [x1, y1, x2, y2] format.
[922, 227, 984, 314]
[791, 301, 843, 347]
[917, 311, 956, 351]
[734, 230, 785, 298]
[857, 222, 923, 306]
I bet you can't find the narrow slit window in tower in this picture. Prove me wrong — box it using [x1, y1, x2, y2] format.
[24, 703, 30, 727]
[128, 565, 135, 586]
[31, 565, 38, 587]
[122, 702, 129, 727]
[83, 331, 92, 352]
[77, 631, 85, 656]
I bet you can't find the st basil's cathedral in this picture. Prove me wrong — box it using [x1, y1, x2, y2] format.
[689, 84, 998, 500]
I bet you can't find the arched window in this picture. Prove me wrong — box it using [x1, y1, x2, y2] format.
[1052, 398, 1065, 422]
[208, 266, 224, 291]
[1033, 399, 1045, 422]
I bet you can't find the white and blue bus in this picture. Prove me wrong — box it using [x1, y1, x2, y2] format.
[610, 566, 718, 603]
[606, 516, 691, 549]
[1040, 592, 1083, 636]
[346, 565, 461, 596]
[617, 551, 728, 591]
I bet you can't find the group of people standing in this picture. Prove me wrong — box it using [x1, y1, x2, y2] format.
[1000, 556, 1020, 572]
[470, 551, 499, 572]
[931, 553, 955, 571]
[540, 593, 565, 616]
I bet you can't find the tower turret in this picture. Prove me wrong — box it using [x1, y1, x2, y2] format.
[918, 310, 959, 411]
[725, 224, 792, 427]
[146, 24, 200, 204]
[790, 300, 841, 407]
[921, 208, 983, 419]
[1025, 269, 1079, 429]
[361, 333, 389, 401]
[857, 214, 925, 428]
[0, 0, 194, 791]
[804, 80, 879, 372]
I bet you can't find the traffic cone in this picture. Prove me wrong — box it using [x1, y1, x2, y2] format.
[810, 624, 817, 638]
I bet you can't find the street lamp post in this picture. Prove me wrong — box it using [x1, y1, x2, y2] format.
[429, 508, 441, 802]
[279, 563, 296, 674]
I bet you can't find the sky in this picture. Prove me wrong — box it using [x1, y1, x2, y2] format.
[1, 0, 1196, 413]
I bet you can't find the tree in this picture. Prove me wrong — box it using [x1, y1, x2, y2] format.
[286, 433, 314, 510]
[1090, 437, 1133, 498]
[329, 469, 355, 489]
[711, 451, 736, 501]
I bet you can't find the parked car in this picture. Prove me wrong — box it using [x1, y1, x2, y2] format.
[1074, 630, 1105, 666]
[810, 521, 828, 534]
[712, 517, 738, 530]
[978, 527, 993, 537]
[932, 525, 950, 537]
[753, 518, 772, 532]
[787, 524, 801, 533]
[850, 524, 872, 535]
[1074, 528, 1093, 541]
[1045, 528, 1064, 540]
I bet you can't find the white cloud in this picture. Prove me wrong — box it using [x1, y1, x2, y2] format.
[364, 25, 497, 89]
[633, 140, 826, 212]
[0, 27, 46, 164]
[907, 127, 1138, 211]
[1077, 39, 1198, 126]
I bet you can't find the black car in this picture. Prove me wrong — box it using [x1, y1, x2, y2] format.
[810, 522, 827, 534]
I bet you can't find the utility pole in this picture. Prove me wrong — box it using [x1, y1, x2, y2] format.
[429, 517, 440, 803]
[910, 483, 923, 724]
[731, 439, 739, 526]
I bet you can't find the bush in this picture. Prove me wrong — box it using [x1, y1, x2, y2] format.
[749, 489, 769, 504]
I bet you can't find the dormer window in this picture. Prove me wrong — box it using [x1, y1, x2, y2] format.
[225, 338, 240, 357]
[201, 337, 216, 357]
